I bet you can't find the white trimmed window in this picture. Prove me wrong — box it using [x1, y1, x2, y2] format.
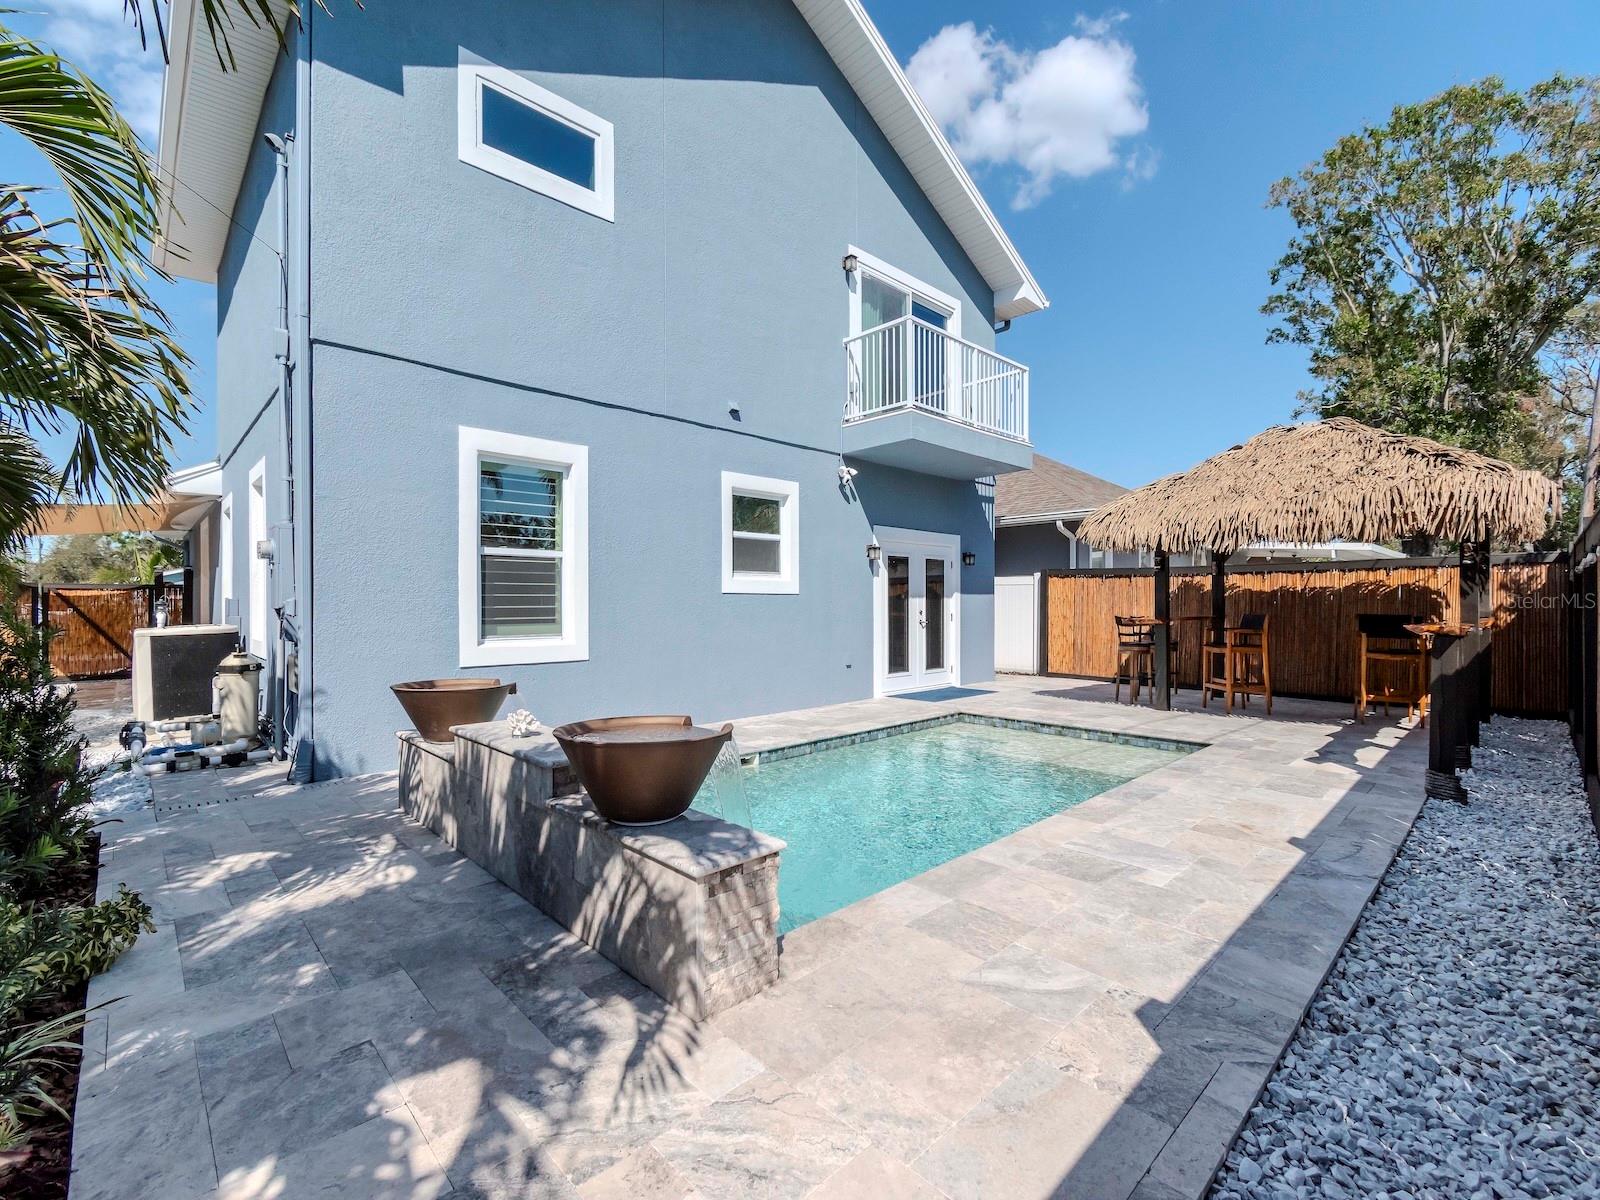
[721, 472, 798, 595]
[457, 58, 614, 222]
[458, 427, 589, 665]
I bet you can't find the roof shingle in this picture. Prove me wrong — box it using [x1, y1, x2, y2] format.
[995, 454, 1127, 522]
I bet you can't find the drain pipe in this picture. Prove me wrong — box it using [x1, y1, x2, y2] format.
[287, 16, 317, 781]
[265, 130, 293, 761]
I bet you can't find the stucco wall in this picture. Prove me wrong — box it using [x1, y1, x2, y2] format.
[997, 522, 1076, 576]
[215, 45, 297, 632]
[290, 0, 1008, 775]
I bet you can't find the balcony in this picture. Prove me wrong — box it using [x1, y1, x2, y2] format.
[843, 316, 1032, 479]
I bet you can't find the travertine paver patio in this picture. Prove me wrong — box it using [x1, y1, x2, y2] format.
[73, 676, 1425, 1200]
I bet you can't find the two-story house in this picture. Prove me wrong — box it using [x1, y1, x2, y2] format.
[156, 0, 1047, 778]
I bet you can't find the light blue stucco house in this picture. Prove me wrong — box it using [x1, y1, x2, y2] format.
[156, 0, 1048, 779]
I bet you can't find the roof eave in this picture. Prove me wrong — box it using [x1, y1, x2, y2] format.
[996, 508, 1095, 527]
[158, 0, 1047, 313]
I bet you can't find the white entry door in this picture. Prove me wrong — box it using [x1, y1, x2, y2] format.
[874, 527, 960, 695]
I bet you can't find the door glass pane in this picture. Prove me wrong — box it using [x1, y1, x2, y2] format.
[887, 555, 909, 675]
[481, 83, 596, 189]
[861, 274, 909, 331]
[732, 535, 781, 575]
[925, 558, 945, 671]
[482, 555, 561, 638]
[911, 299, 948, 328]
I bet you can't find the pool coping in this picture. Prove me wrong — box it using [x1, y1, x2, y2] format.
[740, 709, 1211, 766]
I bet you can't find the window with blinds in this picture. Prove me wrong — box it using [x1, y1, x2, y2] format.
[479, 459, 564, 639]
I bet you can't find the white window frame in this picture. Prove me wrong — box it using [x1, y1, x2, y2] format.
[846, 245, 961, 339]
[217, 492, 234, 624]
[247, 459, 268, 659]
[458, 426, 589, 666]
[721, 471, 799, 595]
[457, 58, 615, 222]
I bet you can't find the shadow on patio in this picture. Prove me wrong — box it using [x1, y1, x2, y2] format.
[72, 678, 1428, 1200]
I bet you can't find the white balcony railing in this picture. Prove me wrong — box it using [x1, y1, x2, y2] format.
[844, 316, 1029, 442]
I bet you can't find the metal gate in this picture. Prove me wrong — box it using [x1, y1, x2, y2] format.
[17, 582, 189, 678]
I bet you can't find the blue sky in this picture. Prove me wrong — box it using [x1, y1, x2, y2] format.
[11, 0, 1600, 490]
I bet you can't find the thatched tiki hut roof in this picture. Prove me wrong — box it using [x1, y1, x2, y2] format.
[1076, 418, 1559, 555]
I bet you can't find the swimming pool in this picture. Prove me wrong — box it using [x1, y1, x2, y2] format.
[742, 718, 1192, 931]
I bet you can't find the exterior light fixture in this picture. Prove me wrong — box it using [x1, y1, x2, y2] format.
[866, 542, 881, 563]
[962, 551, 976, 567]
[841, 253, 859, 274]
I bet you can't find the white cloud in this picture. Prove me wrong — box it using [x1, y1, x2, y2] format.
[906, 16, 1152, 209]
[42, 0, 165, 144]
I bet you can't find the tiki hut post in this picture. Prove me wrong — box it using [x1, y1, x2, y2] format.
[1152, 547, 1171, 711]
[1459, 536, 1493, 739]
[1209, 551, 1227, 650]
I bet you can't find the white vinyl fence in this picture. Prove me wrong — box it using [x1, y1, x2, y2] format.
[994, 574, 1040, 674]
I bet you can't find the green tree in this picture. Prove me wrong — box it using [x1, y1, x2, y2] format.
[20, 533, 181, 585]
[1264, 75, 1600, 539]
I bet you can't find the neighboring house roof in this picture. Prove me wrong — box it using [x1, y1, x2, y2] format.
[153, 0, 1047, 320]
[995, 454, 1128, 526]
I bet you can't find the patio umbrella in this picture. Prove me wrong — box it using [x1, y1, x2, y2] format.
[1076, 418, 1560, 710]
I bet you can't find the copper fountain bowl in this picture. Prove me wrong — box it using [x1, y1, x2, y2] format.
[391, 678, 517, 743]
[552, 715, 734, 826]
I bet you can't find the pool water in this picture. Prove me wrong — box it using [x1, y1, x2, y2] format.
[743, 721, 1188, 931]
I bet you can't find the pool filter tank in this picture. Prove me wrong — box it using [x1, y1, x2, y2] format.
[214, 650, 264, 744]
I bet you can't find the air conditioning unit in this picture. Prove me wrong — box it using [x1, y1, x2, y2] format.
[133, 625, 241, 722]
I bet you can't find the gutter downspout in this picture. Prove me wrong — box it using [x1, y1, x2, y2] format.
[288, 17, 316, 781]
[1055, 520, 1077, 569]
[267, 132, 292, 762]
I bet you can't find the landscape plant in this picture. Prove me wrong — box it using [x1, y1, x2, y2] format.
[1264, 74, 1600, 542]
[0, 610, 152, 1159]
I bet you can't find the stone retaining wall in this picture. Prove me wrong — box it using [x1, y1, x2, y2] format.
[397, 722, 784, 1019]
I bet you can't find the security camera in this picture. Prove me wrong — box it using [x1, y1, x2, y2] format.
[837, 464, 859, 483]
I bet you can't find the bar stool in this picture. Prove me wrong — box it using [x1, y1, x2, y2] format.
[1113, 616, 1156, 705]
[1202, 613, 1272, 714]
[1355, 613, 1427, 723]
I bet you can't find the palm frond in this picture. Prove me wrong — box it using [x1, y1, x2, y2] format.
[0, 423, 58, 549]
[121, 1, 353, 71]
[0, 30, 159, 285]
[0, 187, 190, 509]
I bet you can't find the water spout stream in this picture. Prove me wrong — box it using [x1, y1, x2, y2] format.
[694, 738, 754, 829]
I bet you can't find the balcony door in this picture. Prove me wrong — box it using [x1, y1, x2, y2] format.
[874, 526, 960, 695]
[848, 249, 960, 420]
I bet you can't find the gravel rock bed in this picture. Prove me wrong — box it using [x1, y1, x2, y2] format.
[84, 747, 152, 820]
[1210, 718, 1600, 1200]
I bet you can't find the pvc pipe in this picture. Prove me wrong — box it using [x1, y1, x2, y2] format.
[246, 748, 273, 763]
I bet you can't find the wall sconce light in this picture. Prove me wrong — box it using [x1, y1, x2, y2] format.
[866, 542, 881, 563]
[841, 253, 859, 274]
[962, 551, 976, 567]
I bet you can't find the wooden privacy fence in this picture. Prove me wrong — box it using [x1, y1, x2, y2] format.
[1042, 555, 1567, 717]
[15, 582, 188, 679]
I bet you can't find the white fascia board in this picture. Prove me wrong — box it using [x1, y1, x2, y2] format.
[154, 0, 289, 281]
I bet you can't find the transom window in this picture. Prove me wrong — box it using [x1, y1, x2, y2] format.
[722, 472, 798, 595]
[458, 58, 615, 222]
[458, 427, 589, 666]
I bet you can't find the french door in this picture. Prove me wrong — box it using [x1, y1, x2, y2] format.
[874, 527, 960, 695]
